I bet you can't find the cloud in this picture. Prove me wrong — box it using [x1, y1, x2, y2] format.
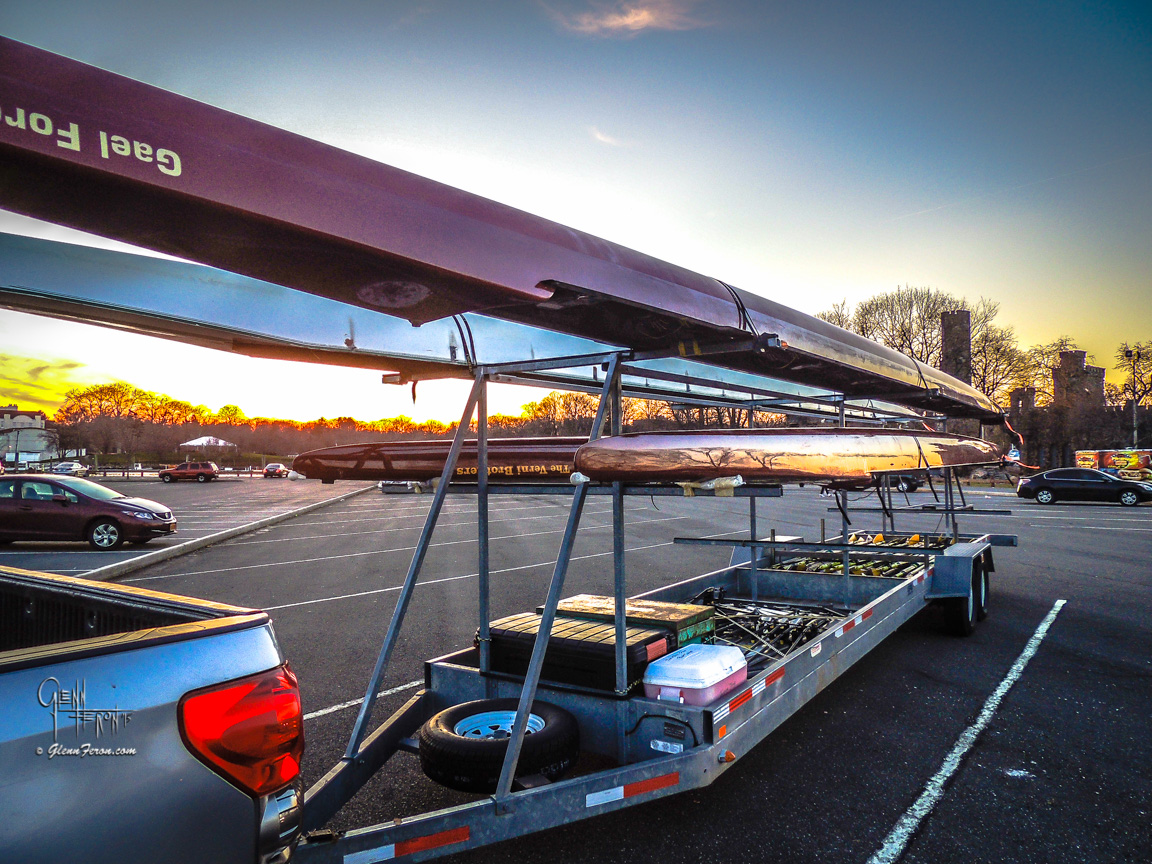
[591, 126, 624, 146]
[0, 355, 91, 415]
[546, 1, 708, 37]
[26, 361, 82, 381]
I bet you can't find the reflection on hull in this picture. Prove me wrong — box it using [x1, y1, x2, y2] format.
[573, 428, 1003, 484]
[292, 438, 584, 483]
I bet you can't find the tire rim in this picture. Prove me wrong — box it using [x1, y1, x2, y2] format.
[454, 711, 546, 739]
[1121, 491, 1137, 505]
[92, 523, 119, 547]
[1037, 490, 1052, 503]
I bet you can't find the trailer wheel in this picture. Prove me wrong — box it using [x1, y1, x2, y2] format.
[974, 562, 989, 621]
[942, 564, 978, 636]
[418, 698, 579, 793]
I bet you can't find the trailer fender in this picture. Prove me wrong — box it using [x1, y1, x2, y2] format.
[926, 542, 989, 599]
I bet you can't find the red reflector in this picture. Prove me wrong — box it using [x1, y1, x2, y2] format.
[395, 826, 470, 856]
[180, 664, 304, 797]
[624, 772, 679, 797]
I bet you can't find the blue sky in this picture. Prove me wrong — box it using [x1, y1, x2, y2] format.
[1, 0, 1149, 419]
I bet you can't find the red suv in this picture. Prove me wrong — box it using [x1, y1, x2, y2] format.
[159, 461, 220, 483]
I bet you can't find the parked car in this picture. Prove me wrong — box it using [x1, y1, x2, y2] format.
[263, 462, 289, 478]
[51, 461, 88, 476]
[1016, 467, 1152, 506]
[0, 475, 177, 549]
[888, 474, 922, 492]
[159, 461, 220, 483]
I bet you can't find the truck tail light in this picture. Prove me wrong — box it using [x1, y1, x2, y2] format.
[180, 664, 305, 797]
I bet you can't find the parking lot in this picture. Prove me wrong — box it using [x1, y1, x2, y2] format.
[11, 480, 1152, 862]
[0, 476, 374, 576]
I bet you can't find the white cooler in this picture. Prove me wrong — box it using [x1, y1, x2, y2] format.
[642, 644, 747, 705]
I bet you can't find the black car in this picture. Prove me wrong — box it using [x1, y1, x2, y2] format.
[1016, 467, 1152, 506]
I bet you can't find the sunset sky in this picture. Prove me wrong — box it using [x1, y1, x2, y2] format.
[2, 1, 1150, 421]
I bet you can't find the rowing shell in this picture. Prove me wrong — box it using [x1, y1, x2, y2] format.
[292, 438, 583, 482]
[573, 428, 1002, 484]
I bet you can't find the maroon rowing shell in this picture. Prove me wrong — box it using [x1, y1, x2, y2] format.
[573, 429, 1003, 484]
[292, 438, 584, 482]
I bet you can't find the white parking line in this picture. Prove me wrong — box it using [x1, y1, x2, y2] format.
[1021, 515, 1152, 522]
[125, 515, 693, 582]
[1082, 527, 1152, 532]
[867, 599, 1067, 864]
[304, 680, 423, 721]
[265, 530, 746, 611]
[231, 509, 677, 546]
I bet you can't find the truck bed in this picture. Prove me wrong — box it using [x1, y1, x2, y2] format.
[0, 565, 268, 671]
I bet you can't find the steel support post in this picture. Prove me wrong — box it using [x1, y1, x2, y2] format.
[840, 489, 851, 605]
[343, 376, 483, 760]
[476, 373, 492, 682]
[749, 496, 759, 601]
[609, 368, 629, 760]
[610, 368, 627, 695]
[494, 356, 621, 806]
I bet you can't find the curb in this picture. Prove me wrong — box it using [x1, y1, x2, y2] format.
[82, 484, 377, 582]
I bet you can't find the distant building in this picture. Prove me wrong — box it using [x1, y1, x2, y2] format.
[1052, 351, 1105, 408]
[0, 404, 58, 466]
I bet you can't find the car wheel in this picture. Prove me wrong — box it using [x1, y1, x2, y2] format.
[896, 478, 911, 493]
[196, 473, 207, 483]
[161, 474, 173, 483]
[1119, 489, 1140, 507]
[1034, 488, 1055, 505]
[88, 518, 124, 550]
[418, 698, 579, 793]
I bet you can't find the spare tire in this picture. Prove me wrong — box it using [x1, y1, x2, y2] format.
[418, 698, 579, 793]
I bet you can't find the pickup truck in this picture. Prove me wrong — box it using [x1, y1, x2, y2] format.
[0, 565, 304, 863]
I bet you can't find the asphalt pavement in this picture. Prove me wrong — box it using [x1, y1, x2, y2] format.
[10, 481, 1151, 863]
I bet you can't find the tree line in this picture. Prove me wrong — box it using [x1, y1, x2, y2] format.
[48, 382, 786, 465]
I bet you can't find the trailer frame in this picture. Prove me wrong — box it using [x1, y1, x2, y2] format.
[295, 351, 1014, 864]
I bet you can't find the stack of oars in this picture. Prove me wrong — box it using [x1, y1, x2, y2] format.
[705, 598, 849, 664]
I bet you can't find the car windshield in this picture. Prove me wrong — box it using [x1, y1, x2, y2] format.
[53, 476, 126, 501]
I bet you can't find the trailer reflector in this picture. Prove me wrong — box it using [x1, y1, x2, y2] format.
[345, 826, 471, 862]
[586, 772, 680, 808]
[712, 667, 783, 722]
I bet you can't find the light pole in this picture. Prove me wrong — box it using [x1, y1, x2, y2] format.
[1125, 349, 1141, 448]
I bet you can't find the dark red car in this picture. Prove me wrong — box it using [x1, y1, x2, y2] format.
[0, 475, 177, 549]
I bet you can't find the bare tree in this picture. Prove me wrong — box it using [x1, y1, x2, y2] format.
[819, 288, 1027, 407]
[971, 323, 1028, 408]
[1114, 341, 1152, 406]
[817, 299, 853, 330]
